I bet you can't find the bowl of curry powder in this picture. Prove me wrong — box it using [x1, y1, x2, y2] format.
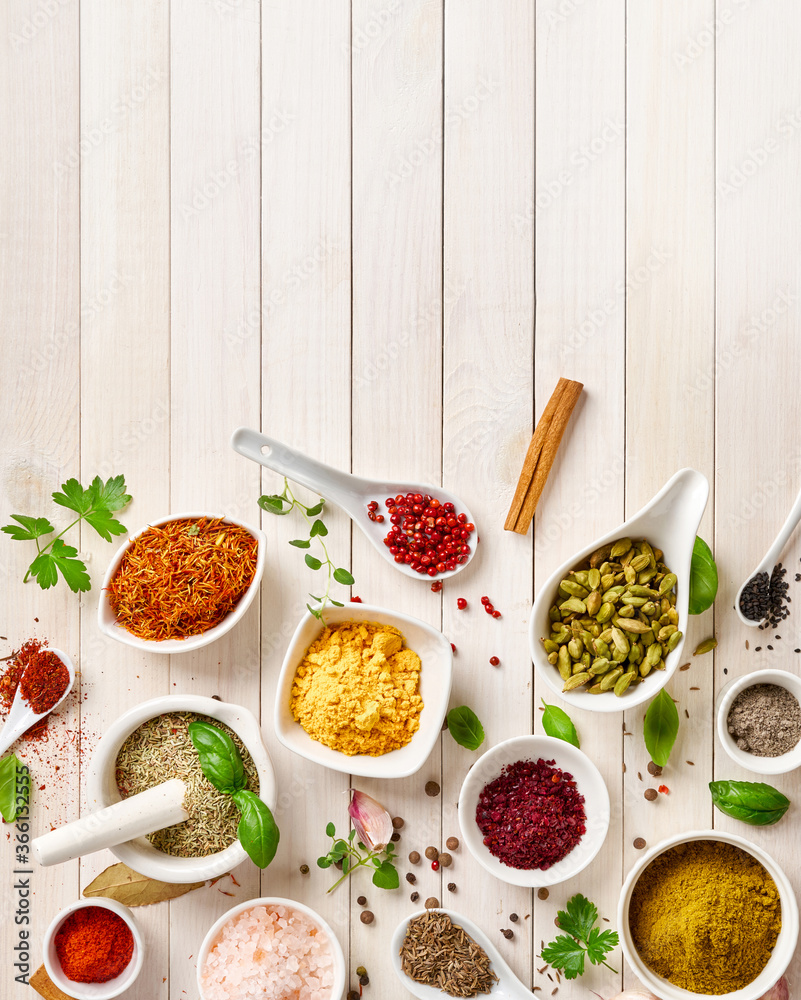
[618, 830, 797, 1000]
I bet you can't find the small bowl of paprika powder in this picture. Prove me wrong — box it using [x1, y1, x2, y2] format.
[43, 897, 144, 999]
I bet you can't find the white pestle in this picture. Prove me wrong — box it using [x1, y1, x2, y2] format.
[32, 778, 189, 867]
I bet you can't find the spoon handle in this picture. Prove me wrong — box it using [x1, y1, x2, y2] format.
[765, 479, 801, 565]
[230, 428, 363, 513]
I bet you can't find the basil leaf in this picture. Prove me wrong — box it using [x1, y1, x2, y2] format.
[643, 689, 679, 767]
[188, 722, 246, 794]
[446, 706, 485, 751]
[541, 700, 580, 748]
[0, 754, 29, 823]
[709, 780, 790, 826]
[333, 567, 355, 586]
[232, 789, 280, 868]
[371, 859, 399, 890]
[688, 536, 718, 615]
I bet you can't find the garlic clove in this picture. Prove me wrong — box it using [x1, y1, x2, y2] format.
[348, 789, 393, 852]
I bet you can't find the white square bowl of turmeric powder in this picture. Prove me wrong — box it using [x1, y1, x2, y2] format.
[274, 604, 453, 778]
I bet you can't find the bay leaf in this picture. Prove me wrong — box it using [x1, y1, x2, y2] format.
[30, 964, 75, 999]
[83, 862, 207, 906]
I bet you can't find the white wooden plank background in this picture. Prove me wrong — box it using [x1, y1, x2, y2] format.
[1, 1, 801, 997]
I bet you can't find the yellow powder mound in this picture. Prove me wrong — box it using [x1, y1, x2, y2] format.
[290, 620, 424, 756]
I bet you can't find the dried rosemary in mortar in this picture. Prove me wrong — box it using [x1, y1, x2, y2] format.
[115, 712, 259, 857]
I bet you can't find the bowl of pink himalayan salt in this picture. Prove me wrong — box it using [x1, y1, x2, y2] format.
[197, 897, 345, 1000]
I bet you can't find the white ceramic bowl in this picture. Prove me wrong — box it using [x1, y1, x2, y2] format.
[86, 695, 276, 882]
[458, 735, 610, 888]
[196, 896, 346, 1000]
[97, 511, 266, 654]
[275, 602, 452, 779]
[717, 669, 801, 775]
[619, 829, 798, 1000]
[43, 897, 144, 999]
[530, 468, 709, 714]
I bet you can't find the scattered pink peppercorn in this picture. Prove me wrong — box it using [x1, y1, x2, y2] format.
[457, 597, 467, 610]
[480, 596, 489, 604]
[489, 656, 500, 666]
[492, 610, 501, 619]
[431, 860, 440, 872]
[658, 784, 670, 795]
[431, 580, 443, 593]
[450, 643, 456, 653]
[350, 596, 363, 603]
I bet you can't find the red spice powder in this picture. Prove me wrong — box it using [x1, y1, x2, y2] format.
[476, 758, 586, 870]
[55, 906, 133, 983]
[0, 639, 51, 741]
[20, 650, 70, 714]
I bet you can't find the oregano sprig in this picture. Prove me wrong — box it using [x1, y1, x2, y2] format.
[258, 479, 354, 619]
[2, 475, 131, 593]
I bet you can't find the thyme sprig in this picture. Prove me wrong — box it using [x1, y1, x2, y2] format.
[258, 479, 354, 619]
[317, 821, 399, 894]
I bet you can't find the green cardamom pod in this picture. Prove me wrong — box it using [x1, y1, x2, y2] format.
[658, 572, 678, 596]
[563, 672, 591, 692]
[614, 671, 635, 697]
[557, 645, 571, 680]
[694, 636, 717, 656]
[666, 629, 682, 652]
[611, 627, 630, 655]
[610, 537, 632, 559]
[560, 597, 587, 614]
[600, 668, 624, 691]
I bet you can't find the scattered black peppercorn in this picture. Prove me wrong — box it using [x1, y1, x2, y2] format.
[447, 882, 457, 892]
[347, 991, 360, 1000]
[633, 837, 646, 850]
[537, 887, 549, 900]
[299, 864, 309, 875]
[647, 761, 662, 777]
[391, 831, 401, 842]
[360, 974, 370, 987]
[510, 912, 519, 922]
[410, 891, 419, 902]
[425, 780, 440, 797]
[392, 816, 405, 829]
[406, 872, 417, 884]
[357, 895, 367, 906]
[502, 928, 514, 939]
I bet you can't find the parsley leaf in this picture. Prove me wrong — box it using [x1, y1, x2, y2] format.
[541, 894, 618, 979]
[2, 474, 131, 594]
[556, 894, 598, 942]
[30, 539, 91, 592]
[541, 935, 588, 979]
[1, 515, 55, 541]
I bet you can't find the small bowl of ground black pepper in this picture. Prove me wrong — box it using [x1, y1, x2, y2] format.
[717, 669, 801, 775]
[457, 735, 609, 888]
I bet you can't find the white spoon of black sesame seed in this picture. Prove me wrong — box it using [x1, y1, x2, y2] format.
[736, 483, 801, 627]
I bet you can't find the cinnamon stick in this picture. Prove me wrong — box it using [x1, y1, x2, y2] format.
[505, 378, 583, 534]
[29, 966, 76, 1000]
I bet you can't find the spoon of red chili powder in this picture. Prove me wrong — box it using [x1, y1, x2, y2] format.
[0, 646, 75, 756]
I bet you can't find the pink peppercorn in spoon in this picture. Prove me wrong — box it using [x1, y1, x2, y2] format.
[231, 428, 478, 581]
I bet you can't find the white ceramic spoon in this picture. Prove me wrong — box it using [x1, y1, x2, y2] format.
[231, 427, 478, 581]
[735, 481, 801, 627]
[0, 647, 75, 757]
[529, 468, 710, 714]
[391, 909, 532, 1000]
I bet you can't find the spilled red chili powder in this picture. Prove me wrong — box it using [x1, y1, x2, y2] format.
[0, 639, 50, 740]
[476, 758, 586, 870]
